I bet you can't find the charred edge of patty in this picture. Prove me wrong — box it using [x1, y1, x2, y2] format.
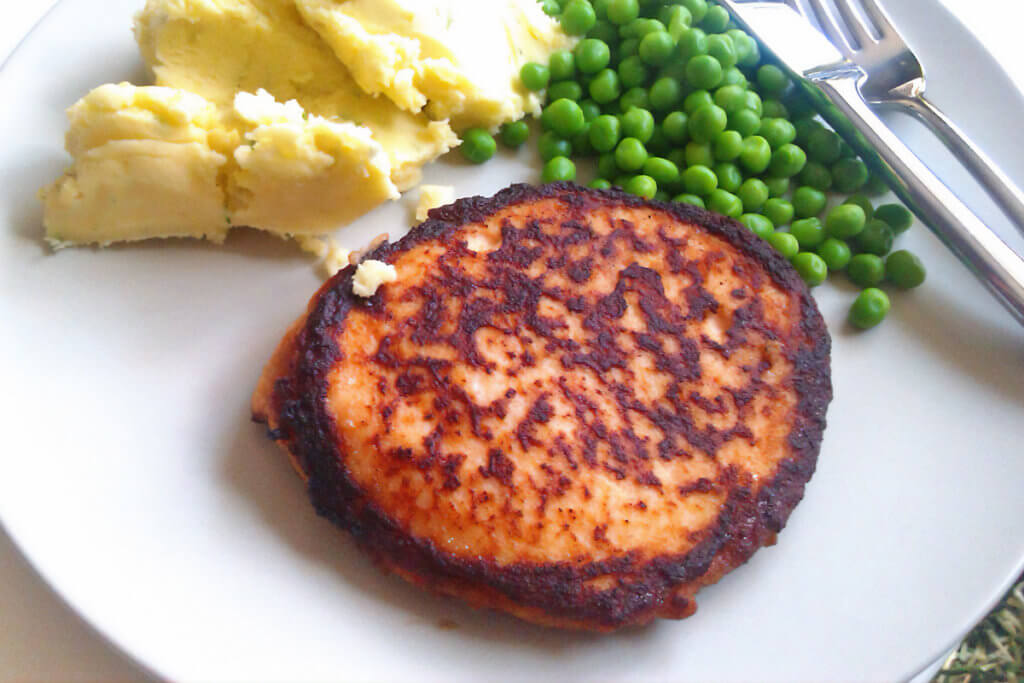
[265, 182, 832, 629]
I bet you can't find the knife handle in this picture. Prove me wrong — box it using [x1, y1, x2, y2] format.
[817, 77, 1024, 326]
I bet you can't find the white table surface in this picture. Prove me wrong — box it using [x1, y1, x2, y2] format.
[1, 0, 1021, 680]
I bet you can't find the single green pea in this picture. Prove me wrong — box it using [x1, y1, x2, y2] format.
[684, 141, 715, 167]
[580, 99, 602, 122]
[799, 161, 833, 191]
[768, 143, 806, 178]
[761, 99, 788, 120]
[520, 62, 550, 91]
[643, 156, 680, 185]
[713, 84, 747, 114]
[720, 67, 747, 89]
[875, 203, 914, 234]
[728, 109, 761, 137]
[765, 177, 790, 198]
[714, 162, 743, 193]
[729, 29, 759, 66]
[713, 129, 743, 161]
[806, 127, 843, 164]
[597, 152, 619, 178]
[855, 219, 895, 256]
[683, 89, 713, 114]
[625, 174, 658, 198]
[541, 155, 577, 182]
[785, 92, 815, 119]
[674, 192, 706, 208]
[849, 288, 891, 329]
[662, 111, 690, 143]
[460, 128, 496, 164]
[767, 231, 800, 259]
[560, 0, 597, 36]
[847, 254, 886, 287]
[619, 86, 649, 112]
[542, 98, 586, 138]
[825, 203, 866, 239]
[541, 0, 562, 17]
[793, 117, 823, 145]
[831, 157, 869, 193]
[759, 118, 797, 150]
[589, 178, 613, 190]
[661, 4, 693, 32]
[655, 189, 671, 202]
[589, 68, 622, 103]
[739, 135, 771, 174]
[592, 0, 611, 18]
[539, 131, 573, 161]
[549, 50, 576, 81]
[756, 64, 789, 96]
[576, 38, 611, 74]
[589, 114, 622, 152]
[607, 0, 640, 25]
[615, 136, 648, 171]
[676, 26, 708, 60]
[885, 249, 927, 289]
[622, 17, 666, 39]
[548, 80, 583, 102]
[744, 90, 763, 116]
[817, 238, 852, 271]
[613, 174, 632, 188]
[792, 252, 828, 286]
[686, 54, 724, 90]
[689, 104, 728, 143]
[617, 56, 649, 89]
[763, 197, 794, 226]
[570, 124, 595, 157]
[706, 34, 737, 69]
[619, 37, 640, 59]
[683, 164, 718, 195]
[588, 18, 618, 44]
[862, 173, 890, 196]
[792, 186, 827, 218]
[701, 5, 730, 33]
[681, 0, 709, 23]
[656, 59, 689, 83]
[621, 107, 655, 142]
[740, 213, 775, 239]
[499, 120, 530, 148]
[844, 194, 875, 221]
[639, 31, 676, 66]
[708, 188, 743, 217]
[790, 217, 826, 249]
[649, 77, 683, 110]
[737, 178, 769, 212]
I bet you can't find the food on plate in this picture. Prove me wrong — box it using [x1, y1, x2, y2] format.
[351, 259, 397, 297]
[414, 185, 455, 223]
[41, 0, 572, 247]
[251, 183, 832, 630]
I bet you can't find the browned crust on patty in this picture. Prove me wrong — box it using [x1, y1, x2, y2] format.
[253, 182, 832, 631]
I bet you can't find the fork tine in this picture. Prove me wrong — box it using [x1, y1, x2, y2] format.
[833, 0, 877, 47]
[855, 0, 897, 38]
[803, 0, 856, 55]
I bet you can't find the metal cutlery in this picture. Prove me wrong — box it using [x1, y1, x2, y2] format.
[718, 0, 1024, 326]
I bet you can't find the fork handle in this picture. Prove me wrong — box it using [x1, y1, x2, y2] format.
[816, 77, 1024, 326]
[888, 95, 1024, 236]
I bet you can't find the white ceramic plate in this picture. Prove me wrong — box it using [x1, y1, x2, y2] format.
[2, 1, 1023, 681]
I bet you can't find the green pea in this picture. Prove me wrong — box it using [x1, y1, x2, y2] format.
[792, 186, 826, 218]
[686, 55, 724, 90]
[549, 50, 576, 81]
[737, 178, 769, 211]
[728, 29, 759, 66]
[613, 174, 631, 188]
[541, 0, 562, 17]
[785, 93, 815, 119]
[759, 118, 796, 150]
[643, 156, 680, 185]
[539, 131, 572, 161]
[656, 60, 689, 83]
[844, 194, 874, 221]
[619, 37, 640, 59]
[875, 203, 914, 234]
[757, 64, 789, 96]
[649, 77, 682, 111]
[799, 161, 833, 191]
[542, 98, 586, 138]
[580, 100, 602, 122]
[607, 0, 639, 25]
[768, 143, 806, 177]
[661, 5, 693, 33]
[560, 0, 597, 36]
[714, 162, 743, 193]
[548, 80, 583, 102]
[589, 68, 622, 103]
[793, 117, 823, 145]
[615, 136, 648, 171]
[681, 0, 709, 23]
[617, 56, 649, 89]
[706, 34, 737, 69]
[855, 219, 895, 256]
[541, 155, 577, 182]
[708, 188, 743, 217]
[621, 107, 654, 142]
[588, 18, 618, 43]
[499, 120, 529, 148]
[520, 62, 550, 91]
[790, 217, 826, 249]
[885, 249, 927, 289]
[597, 152, 618, 178]
[589, 178, 613, 190]
[761, 99, 788, 120]
[849, 288, 891, 329]
[744, 90, 763, 116]
[684, 141, 715, 167]
[825, 203, 866, 239]
[589, 114, 622, 152]
[460, 128, 496, 164]
[713, 130, 743, 161]
[639, 31, 675, 66]
[767, 231, 800, 259]
[676, 26, 708, 60]
[674, 192, 706, 208]
[662, 111, 689, 143]
[807, 127, 843, 164]
[683, 89, 713, 114]
[689, 104, 728, 143]
[763, 197, 794, 226]
[832, 157, 869, 193]
[740, 213, 774, 239]
[728, 109, 761, 137]
[765, 177, 790, 198]
[655, 189, 671, 202]
[576, 38, 611, 74]
[817, 238, 852, 271]
[862, 174, 889, 196]
[619, 86, 649, 112]
[625, 174, 657, 198]
[683, 164, 718, 195]
[792, 252, 828, 286]
[713, 84, 747, 114]
[622, 18, 666, 39]
[739, 135, 771, 174]
[701, 5, 730, 33]
[847, 254, 886, 287]
[570, 124, 595, 157]
[720, 66, 747, 88]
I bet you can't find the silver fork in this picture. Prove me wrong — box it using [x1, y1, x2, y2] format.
[794, 0, 1024, 233]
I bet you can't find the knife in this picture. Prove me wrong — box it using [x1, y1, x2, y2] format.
[718, 0, 1024, 326]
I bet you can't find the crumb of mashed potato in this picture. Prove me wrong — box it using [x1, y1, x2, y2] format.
[415, 184, 455, 223]
[352, 260, 397, 297]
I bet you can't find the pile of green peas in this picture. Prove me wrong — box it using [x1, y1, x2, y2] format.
[458, 0, 926, 330]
